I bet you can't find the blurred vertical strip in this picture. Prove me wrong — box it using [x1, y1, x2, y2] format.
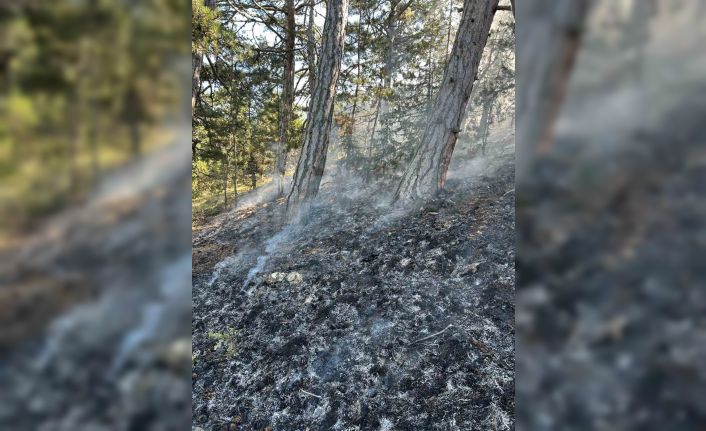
[0, 0, 192, 429]
[517, 0, 706, 429]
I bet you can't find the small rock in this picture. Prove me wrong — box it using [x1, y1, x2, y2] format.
[400, 258, 412, 268]
[286, 272, 303, 284]
[267, 272, 287, 284]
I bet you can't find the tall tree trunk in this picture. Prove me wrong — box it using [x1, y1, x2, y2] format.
[286, 0, 349, 216]
[306, 3, 318, 93]
[192, 52, 203, 114]
[445, 0, 454, 63]
[478, 97, 492, 155]
[232, 137, 239, 203]
[378, 1, 398, 148]
[223, 151, 229, 209]
[394, 0, 499, 202]
[515, 0, 592, 182]
[343, 8, 363, 165]
[426, 40, 434, 110]
[365, 96, 382, 183]
[250, 154, 257, 190]
[192, 0, 216, 114]
[274, 0, 296, 196]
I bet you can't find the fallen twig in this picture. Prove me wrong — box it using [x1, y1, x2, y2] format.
[300, 389, 322, 399]
[410, 324, 454, 344]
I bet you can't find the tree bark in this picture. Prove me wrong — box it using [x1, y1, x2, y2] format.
[249, 154, 258, 190]
[478, 97, 492, 155]
[343, 8, 363, 164]
[192, 0, 216, 114]
[515, 0, 593, 182]
[306, 3, 318, 93]
[365, 96, 382, 183]
[394, 0, 498, 202]
[286, 0, 349, 216]
[223, 151, 229, 209]
[378, 0, 399, 147]
[192, 52, 203, 114]
[274, 0, 296, 196]
[231, 135, 239, 204]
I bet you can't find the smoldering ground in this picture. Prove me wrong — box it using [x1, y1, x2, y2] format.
[192, 127, 515, 430]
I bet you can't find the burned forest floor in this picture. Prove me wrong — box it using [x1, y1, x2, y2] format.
[192, 153, 515, 430]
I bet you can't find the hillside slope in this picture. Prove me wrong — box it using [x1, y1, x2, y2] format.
[192, 155, 515, 430]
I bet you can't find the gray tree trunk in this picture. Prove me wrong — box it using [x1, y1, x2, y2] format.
[393, 0, 499, 202]
[478, 98, 492, 155]
[343, 13, 363, 164]
[378, 1, 399, 148]
[306, 3, 318, 93]
[231, 135, 239, 204]
[274, 0, 296, 196]
[223, 151, 229, 209]
[286, 0, 349, 216]
[515, 0, 593, 182]
[192, 52, 203, 114]
[192, 0, 216, 114]
[365, 96, 382, 183]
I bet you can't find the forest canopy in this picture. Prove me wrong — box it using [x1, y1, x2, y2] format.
[192, 0, 515, 218]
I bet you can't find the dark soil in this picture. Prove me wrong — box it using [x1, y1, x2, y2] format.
[192, 156, 515, 430]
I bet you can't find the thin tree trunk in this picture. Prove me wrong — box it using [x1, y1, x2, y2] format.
[365, 96, 382, 183]
[223, 151, 229, 209]
[274, 0, 296, 196]
[380, 0, 398, 143]
[394, 0, 499, 202]
[515, 0, 593, 182]
[426, 38, 434, 111]
[250, 154, 257, 190]
[479, 98, 492, 155]
[192, 51, 203, 114]
[343, 9, 363, 164]
[445, 0, 453, 63]
[306, 3, 318, 93]
[286, 0, 349, 216]
[192, 0, 216, 114]
[232, 137, 239, 203]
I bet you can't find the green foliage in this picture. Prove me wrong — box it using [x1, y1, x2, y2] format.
[193, 0, 515, 214]
[192, 0, 304, 215]
[0, 0, 188, 242]
[192, 0, 220, 53]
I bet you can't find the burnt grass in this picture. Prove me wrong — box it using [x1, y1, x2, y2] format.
[192, 157, 515, 430]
